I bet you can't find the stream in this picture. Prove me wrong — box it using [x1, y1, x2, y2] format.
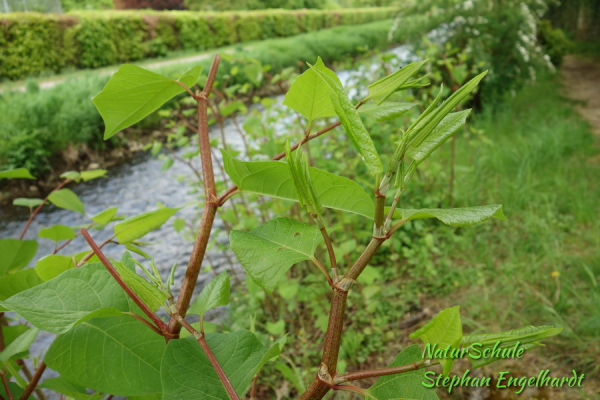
[0, 27, 447, 397]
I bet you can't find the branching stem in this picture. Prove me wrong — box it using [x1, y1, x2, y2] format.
[19, 179, 72, 240]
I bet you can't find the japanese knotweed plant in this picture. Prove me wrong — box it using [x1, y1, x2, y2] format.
[0, 55, 562, 400]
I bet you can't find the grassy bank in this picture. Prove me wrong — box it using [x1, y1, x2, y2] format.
[0, 13, 448, 179]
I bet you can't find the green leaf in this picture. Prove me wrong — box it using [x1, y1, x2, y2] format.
[46, 316, 166, 396]
[48, 189, 85, 214]
[230, 218, 323, 293]
[358, 102, 415, 122]
[81, 169, 108, 181]
[407, 72, 487, 147]
[407, 110, 471, 165]
[93, 64, 203, 139]
[0, 269, 43, 301]
[161, 330, 281, 399]
[188, 271, 230, 317]
[286, 141, 322, 215]
[0, 328, 38, 363]
[60, 171, 82, 181]
[0, 239, 38, 276]
[114, 207, 179, 244]
[0, 168, 35, 179]
[461, 325, 562, 368]
[366, 60, 428, 104]
[38, 224, 76, 242]
[222, 151, 374, 218]
[113, 261, 167, 312]
[12, 198, 44, 209]
[310, 58, 383, 175]
[283, 58, 336, 122]
[35, 255, 76, 281]
[0, 263, 132, 334]
[91, 207, 119, 226]
[410, 306, 462, 376]
[40, 377, 97, 400]
[367, 344, 439, 400]
[399, 205, 505, 227]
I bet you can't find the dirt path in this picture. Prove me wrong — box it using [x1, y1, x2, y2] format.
[560, 55, 600, 136]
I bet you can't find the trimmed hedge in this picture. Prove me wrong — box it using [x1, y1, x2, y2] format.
[0, 7, 396, 80]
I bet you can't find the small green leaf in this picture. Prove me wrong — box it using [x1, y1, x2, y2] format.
[93, 64, 203, 139]
[0, 328, 38, 363]
[266, 319, 285, 336]
[91, 207, 119, 226]
[0, 269, 43, 301]
[46, 316, 166, 396]
[161, 330, 281, 399]
[38, 225, 76, 242]
[0, 168, 35, 179]
[366, 60, 428, 104]
[399, 205, 505, 227]
[12, 198, 44, 209]
[0, 263, 132, 334]
[230, 218, 323, 293]
[410, 306, 462, 376]
[60, 171, 82, 181]
[310, 58, 383, 175]
[81, 169, 108, 181]
[358, 102, 415, 122]
[114, 207, 179, 244]
[222, 151, 374, 218]
[283, 58, 336, 122]
[0, 239, 38, 276]
[286, 141, 322, 215]
[188, 271, 230, 317]
[367, 344, 440, 400]
[461, 325, 562, 368]
[48, 189, 85, 214]
[407, 109, 471, 164]
[113, 260, 167, 312]
[35, 255, 76, 281]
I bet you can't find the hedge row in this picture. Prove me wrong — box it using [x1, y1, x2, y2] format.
[0, 7, 396, 80]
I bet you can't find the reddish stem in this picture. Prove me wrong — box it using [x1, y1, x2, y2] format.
[19, 361, 46, 400]
[81, 229, 169, 336]
[0, 373, 12, 400]
[19, 180, 71, 240]
[167, 54, 221, 336]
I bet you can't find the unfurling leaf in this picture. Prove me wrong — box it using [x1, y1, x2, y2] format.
[365, 60, 427, 104]
[48, 189, 85, 214]
[410, 306, 463, 376]
[358, 102, 415, 122]
[114, 207, 179, 244]
[309, 58, 383, 175]
[398, 204, 505, 227]
[113, 260, 167, 312]
[230, 218, 323, 293]
[286, 142, 322, 215]
[461, 325, 562, 368]
[94, 64, 203, 139]
[407, 109, 471, 164]
[188, 271, 230, 318]
[222, 151, 374, 218]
